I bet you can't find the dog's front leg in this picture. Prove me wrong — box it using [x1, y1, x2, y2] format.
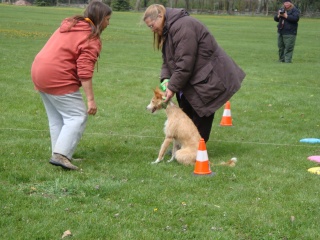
[152, 137, 173, 164]
[167, 140, 178, 163]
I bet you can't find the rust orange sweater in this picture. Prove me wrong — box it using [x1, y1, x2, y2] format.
[31, 18, 101, 95]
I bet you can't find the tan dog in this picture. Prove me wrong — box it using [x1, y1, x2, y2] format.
[146, 88, 201, 165]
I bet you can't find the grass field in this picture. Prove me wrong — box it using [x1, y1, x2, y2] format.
[1, 4, 320, 239]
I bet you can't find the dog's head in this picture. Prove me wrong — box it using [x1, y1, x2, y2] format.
[146, 87, 166, 113]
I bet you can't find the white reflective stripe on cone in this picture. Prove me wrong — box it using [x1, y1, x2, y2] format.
[196, 150, 208, 162]
[223, 109, 231, 116]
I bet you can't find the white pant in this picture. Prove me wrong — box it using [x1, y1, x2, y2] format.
[40, 91, 87, 159]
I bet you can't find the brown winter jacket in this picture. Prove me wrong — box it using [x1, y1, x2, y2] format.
[161, 8, 246, 117]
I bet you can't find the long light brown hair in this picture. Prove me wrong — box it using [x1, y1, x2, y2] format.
[143, 4, 166, 50]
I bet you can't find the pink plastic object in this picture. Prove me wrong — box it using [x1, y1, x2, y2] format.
[307, 156, 320, 163]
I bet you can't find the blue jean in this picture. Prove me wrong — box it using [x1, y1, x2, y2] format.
[40, 91, 87, 159]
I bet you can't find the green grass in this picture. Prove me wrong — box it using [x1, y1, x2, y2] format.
[1, 4, 320, 239]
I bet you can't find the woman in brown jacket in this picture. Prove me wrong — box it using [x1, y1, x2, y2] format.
[143, 4, 245, 142]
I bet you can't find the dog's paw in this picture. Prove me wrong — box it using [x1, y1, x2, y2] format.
[151, 159, 161, 164]
[167, 158, 175, 163]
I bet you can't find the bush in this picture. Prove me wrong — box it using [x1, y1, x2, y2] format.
[34, 0, 48, 6]
[112, 0, 130, 11]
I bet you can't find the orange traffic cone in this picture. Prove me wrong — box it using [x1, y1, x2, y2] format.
[193, 138, 215, 176]
[220, 101, 233, 126]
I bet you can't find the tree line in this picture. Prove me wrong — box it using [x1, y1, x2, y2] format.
[9, 0, 320, 16]
[133, 0, 320, 16]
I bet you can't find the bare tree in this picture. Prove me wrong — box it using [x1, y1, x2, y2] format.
[209, 0, 215, 11]
[256, 0, 262, 13]
[227, 0, 234, 14]
[185, 0, 190, 10]
[265, 0, 270, 16]
[135, 0, 141, 10]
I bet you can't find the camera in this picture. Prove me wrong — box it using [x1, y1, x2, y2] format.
[279, 8, 285, 14]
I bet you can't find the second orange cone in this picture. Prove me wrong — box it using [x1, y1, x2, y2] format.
[193, 138, 214, 176]
[220, 101, 233, 126]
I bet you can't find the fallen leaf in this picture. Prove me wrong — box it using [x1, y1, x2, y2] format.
[61, 230, 72, 239]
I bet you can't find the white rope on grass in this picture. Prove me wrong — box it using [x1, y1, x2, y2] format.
[0, 127, 319, 148]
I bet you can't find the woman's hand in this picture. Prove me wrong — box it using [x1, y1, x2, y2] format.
[81, 78, 97, 115]
[279, 11, 288, 19]
[87, 100, 97, 115]
[164, 88, 174, 103]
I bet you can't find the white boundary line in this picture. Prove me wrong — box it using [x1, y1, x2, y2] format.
[0, 127, 319, 148]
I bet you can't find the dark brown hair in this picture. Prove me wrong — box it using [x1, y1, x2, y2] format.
[69, 1, 112, 39]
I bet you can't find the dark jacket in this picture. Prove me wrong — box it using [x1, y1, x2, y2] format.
[274, 6, 300, 35]
[161, 8, 245, 117]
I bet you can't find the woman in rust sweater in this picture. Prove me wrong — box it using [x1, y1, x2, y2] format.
[31, 1, 112, 170]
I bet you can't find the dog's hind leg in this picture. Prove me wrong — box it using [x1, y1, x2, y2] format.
[152, 137, 173, 164]
[175, 148, 197, 165]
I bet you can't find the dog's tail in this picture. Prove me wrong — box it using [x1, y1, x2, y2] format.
[212, 157, 237, 167]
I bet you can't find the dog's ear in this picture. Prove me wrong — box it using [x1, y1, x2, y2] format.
[154, 87, 163, 99]
[153, 87, 160, 93]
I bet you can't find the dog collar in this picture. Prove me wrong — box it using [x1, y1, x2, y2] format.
[161, 96, 168, 109]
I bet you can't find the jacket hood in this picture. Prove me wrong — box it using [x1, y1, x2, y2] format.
[163, 8, 189, 37]
[59, 18, 91, 33]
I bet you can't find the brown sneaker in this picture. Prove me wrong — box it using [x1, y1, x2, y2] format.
[49, 153, 78, 170]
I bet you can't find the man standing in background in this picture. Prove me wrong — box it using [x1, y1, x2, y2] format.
[274, 0, 300, 63]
